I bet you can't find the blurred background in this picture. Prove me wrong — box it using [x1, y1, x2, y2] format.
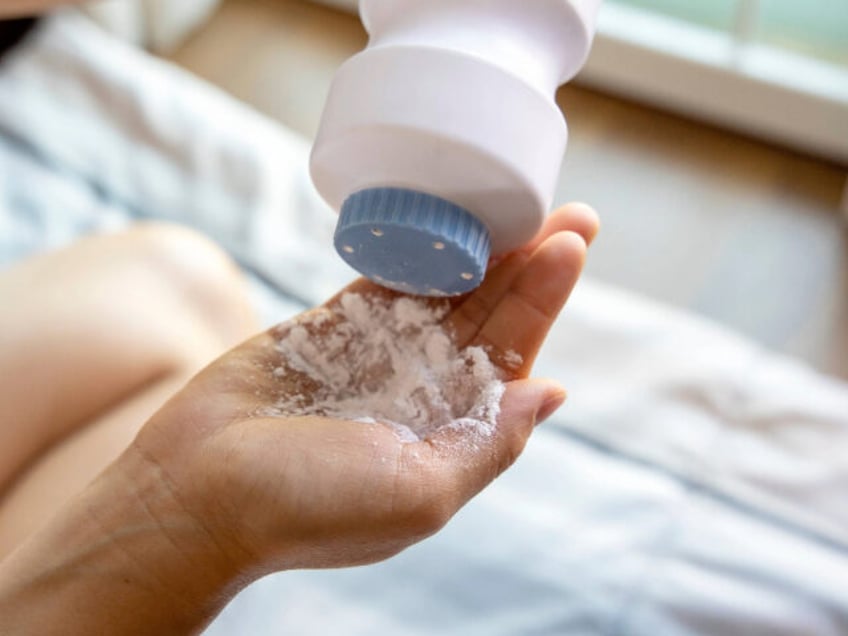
[88, 0, 848, 379]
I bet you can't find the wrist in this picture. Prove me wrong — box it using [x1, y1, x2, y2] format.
[0, 444, 253, 635]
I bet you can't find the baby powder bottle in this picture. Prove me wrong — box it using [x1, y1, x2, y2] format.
[310, 0, 603, 296]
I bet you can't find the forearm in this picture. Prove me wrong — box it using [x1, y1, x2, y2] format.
[0, 446, 250, 635]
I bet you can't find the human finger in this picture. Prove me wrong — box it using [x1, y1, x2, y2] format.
[449, 231, 586, 370]
[513, 202, 600, 259]
[420, 378, 565, 511]
[323, 203, 598, 307]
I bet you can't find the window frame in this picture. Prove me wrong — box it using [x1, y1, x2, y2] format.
[581, 2, 848, 165]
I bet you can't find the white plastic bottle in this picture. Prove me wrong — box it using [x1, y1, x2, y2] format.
[310, 0, 603, 296]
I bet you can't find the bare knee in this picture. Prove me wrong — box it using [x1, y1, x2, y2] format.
[125, 223, 257, 350]
[0, 224, 256, 509]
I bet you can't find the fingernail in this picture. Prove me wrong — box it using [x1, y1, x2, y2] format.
[536, 391, 566, 425]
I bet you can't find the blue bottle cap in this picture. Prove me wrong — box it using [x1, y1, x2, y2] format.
[335, 188, 491, 297]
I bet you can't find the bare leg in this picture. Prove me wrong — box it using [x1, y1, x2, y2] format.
[0, 224, 257, 558]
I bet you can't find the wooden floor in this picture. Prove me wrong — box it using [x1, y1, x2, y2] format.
[170, 0, 848, 380]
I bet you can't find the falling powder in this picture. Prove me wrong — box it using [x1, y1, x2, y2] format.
[262, 293, 508, 443]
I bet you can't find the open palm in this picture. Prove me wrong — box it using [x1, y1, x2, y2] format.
[132, 203, 599, 574]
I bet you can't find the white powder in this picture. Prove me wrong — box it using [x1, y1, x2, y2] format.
[502, 349, 524, 370]
[262, 293, 507, 443]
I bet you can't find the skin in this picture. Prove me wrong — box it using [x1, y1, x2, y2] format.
[0, 1, 79, 18]
[0, 204, 599, 634]
[0, 224, 258, 557]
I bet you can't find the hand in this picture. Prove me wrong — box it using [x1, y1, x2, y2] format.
[132, 203, 599, 574]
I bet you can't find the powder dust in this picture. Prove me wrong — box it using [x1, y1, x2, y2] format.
[262, 293, 508, 443]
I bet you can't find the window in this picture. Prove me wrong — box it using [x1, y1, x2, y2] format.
[609, 0, 848, 66]
[757, 0, 847, 67]
[581, 0, 848, 164]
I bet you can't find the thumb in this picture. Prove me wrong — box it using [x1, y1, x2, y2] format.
[489, 378, 566, 480]
[428, 378, 567, 507]
[496, 378, 567, 453]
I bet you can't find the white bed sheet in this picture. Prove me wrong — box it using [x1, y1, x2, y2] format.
[2, 13, 847, 635]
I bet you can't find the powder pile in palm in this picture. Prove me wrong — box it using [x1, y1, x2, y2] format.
[265, 293, 508, 443]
